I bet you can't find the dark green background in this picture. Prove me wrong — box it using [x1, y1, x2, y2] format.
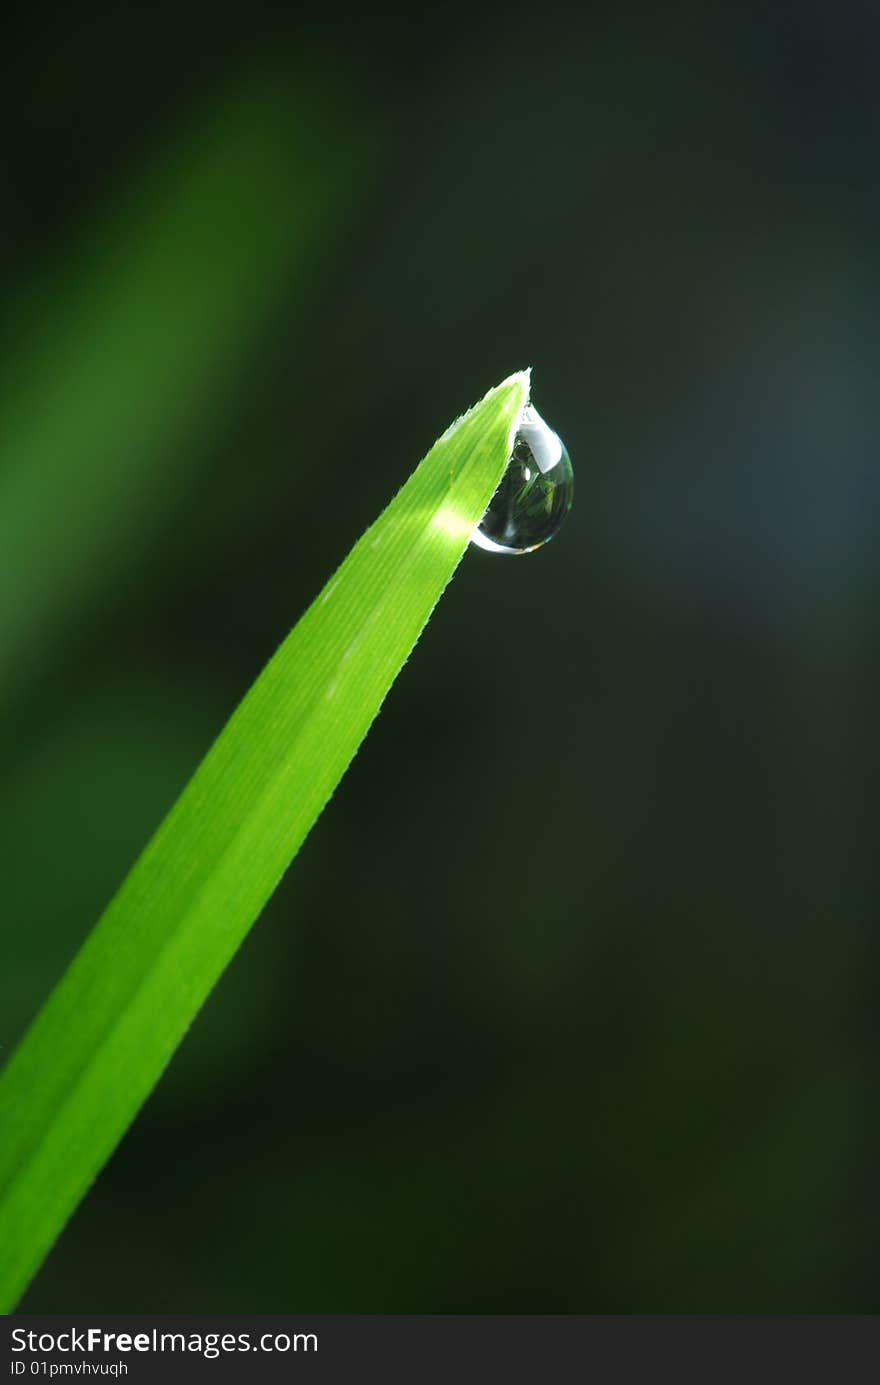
[3, 1, 878, 1310]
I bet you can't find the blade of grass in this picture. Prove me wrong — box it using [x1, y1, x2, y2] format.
[0, 69, 365, 711]
[0, 370, 530, 1309]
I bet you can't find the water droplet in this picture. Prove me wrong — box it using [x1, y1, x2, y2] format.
[471, 405, 573, 555]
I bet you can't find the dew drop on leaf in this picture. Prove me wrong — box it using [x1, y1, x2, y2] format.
[471, 405, 573, 555]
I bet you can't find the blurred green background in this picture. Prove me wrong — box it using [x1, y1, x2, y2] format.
[3, 1, 878, 1311]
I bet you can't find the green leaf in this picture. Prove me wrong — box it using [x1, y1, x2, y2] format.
[0, 72, 366, 711]
[0, 369, 530, 1309]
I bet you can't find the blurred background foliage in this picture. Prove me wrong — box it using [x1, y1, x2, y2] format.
[2, 0, 878, 1310]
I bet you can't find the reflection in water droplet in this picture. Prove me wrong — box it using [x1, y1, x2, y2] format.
[471, 405, 573, 555]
